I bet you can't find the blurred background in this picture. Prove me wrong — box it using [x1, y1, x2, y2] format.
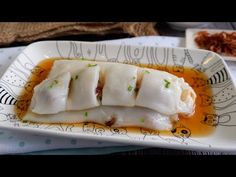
[1, 22, 235, 47]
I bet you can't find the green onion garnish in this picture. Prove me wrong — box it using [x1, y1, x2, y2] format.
[88, 64, 97, 67]
[84, 112, 88, 117]
[48, 80, 59, 89]
[164, 79, 171, 88]
[143, 70, 150, 74]
[74, 75, 79, 80]
[128, 85, 133, 92]
[140, 118, 145, 123]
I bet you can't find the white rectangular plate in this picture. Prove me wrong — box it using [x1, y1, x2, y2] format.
[186, 28, 236, 61]
[1, 41, 236, 152]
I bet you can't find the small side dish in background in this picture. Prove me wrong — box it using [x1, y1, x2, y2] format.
[195, 31, 236, 57]
[167, 22, 211, 31]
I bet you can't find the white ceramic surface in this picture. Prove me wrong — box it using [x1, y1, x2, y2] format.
[1, 41, 236, 152]
[167, 22, 211, 31]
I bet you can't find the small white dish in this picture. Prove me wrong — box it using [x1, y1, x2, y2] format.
[167, 22, 211, 31]
[1, 41, 236, 152]
[186, 28, 236, 61]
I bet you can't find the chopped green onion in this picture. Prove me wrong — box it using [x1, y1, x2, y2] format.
[128, 85, 133, 92]
[74, 75, 79, 80]
[139, 118, 145, 123]
[84, 112, 88, 117]
[164, 79, 171, 88]
[132, 76, 136, 80]
[48, 80, 59, 89]
[88, 64, 97, 67]
[143, 70, 150, 74]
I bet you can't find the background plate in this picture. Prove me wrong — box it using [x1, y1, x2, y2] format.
[186, 28, 236, 61]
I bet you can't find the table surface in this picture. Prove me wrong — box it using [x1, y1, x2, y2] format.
[3, 22, 236, 155]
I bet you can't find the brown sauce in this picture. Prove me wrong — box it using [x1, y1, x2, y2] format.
[15, 58, 215, 137]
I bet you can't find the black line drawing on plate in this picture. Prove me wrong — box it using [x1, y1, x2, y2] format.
[199, 82, 236, 109]
[191, 67, 230, 89]
[56, 41, 73, 59]
[172, 49, 193, 73]
[171, 125, 191, 139]
[1, 69, 26, 88]
[95, 43, 108, 61]
[13, 122, 20, 127]
[82, 122, 105, 135]
[71, 42, 83, 58]
[25, 52, 44, 74]
[72, 42, 104, 60]
[110, 127, 130, 138]
[123, 45, 145, 64]
[95, 43, 124, 63]
[207, 67, 229, 87]
[80, 43, 97, 60]
[158, 135, 188, 145]
[1, 67, 39, 93]
[146, 47, 169, 71]
[44, 123, 75, 132]
[0, 82, 35, 119]
[201, 111, 236, 127]
[21, 122, 41, 128]
[11, 61, 30, 79]
[106, 43, 125, 63]
[94, 126, 105, 136]
[95, 43, 107, 60]
[158, 124, 211, 147]
[11, 53, 45, 79]
[0, 79, 22, 99]
[44, 124, 65, 131]
[65, 124, 74, 132]
[183, 49, 193, 63]
[140, 128, 160, 140]
[214, 98, 236, 110]
[0, 85, 17, 105]
[0, 113, 17, 122]
[191, 52, 222, 74]
[82, 122, 95, 134]
[199, 93, 213, 107]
